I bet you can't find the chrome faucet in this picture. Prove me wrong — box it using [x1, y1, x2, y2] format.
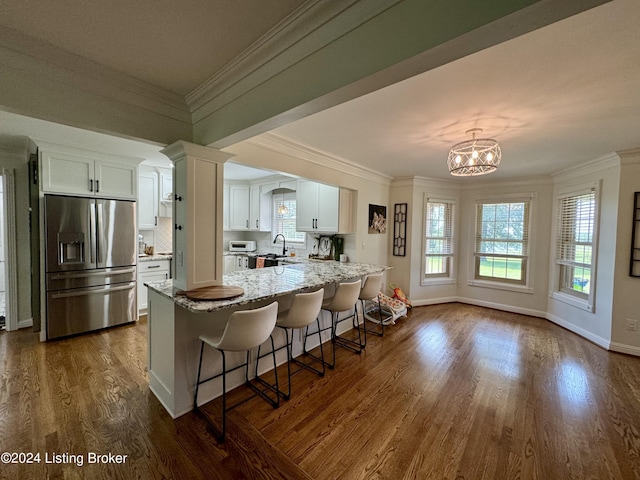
[273, 234, 287, 256]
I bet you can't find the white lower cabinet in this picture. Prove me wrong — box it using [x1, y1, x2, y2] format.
[138, 259, 170, 313]
[224, 254, 249, 273]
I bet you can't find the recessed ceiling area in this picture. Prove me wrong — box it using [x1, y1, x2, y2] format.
[272, 0, 640, 180]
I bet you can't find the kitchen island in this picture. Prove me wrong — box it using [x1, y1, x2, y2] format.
[146, 261, 388, 418]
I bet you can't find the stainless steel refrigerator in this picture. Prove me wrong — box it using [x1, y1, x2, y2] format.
[44, 195, 137, 339]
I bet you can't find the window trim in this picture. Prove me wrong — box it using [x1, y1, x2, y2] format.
[421, 195, 457, 286]
[550, 181, 600, 313]
[469, 194, 535, 291]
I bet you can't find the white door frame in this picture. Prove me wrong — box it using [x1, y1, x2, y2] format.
[1, 169, 19, 331]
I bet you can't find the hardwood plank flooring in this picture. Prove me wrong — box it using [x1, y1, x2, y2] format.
[0, 303, 639, 479]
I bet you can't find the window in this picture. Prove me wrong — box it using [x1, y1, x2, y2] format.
[272, 191, 305, 246]
[424, 199, 454, 280]
[474, 200, 530, 285]
[556, 187, 596, 301]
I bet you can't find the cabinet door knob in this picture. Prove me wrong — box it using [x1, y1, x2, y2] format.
[175, 194, 182, 201]
[90, 179, 93, 192]
[96, 179, 100, 193]
[175, 224, 182, 231]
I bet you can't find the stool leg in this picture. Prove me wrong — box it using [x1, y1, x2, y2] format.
[194, 341, 205, 410]
[283, 328, 292, 399]
[299, 320, 328, 375]
[270, 335, 280, 407]
[362, 297, 385, 337]
[332, 307, 365, 355]
[316, 318, 326, 375]
[220, 351, 227, 441]
[250, 339, 280, 408]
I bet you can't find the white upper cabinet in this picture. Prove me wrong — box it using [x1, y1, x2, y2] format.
[158, 167, 173, 217]
[39, 145, 138, 199]
[296, 180, 340, 233]
[250, 184, 272, 231]
[225, 180, 274, 231]
[228, 184, 250, 230]
[138, 167, 158, 229]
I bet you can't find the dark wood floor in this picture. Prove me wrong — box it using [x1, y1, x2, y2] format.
[1, 303, 639, 479]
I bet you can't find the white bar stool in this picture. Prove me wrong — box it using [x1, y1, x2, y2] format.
[194, 301, 279, 441]
[264, 288, 325, 400]
[320, 279, 362, 368]
[358, 272, 385, 340]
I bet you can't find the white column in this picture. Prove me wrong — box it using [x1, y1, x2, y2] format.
[161, 141, 233, 291]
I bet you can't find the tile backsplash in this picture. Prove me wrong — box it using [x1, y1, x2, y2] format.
[140, 216, 172, 254]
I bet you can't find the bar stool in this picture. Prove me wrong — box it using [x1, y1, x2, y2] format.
[320, 279, 362, 368]
[265, 288, 325, 400]
[194, 301, 279, 441]
[358, 272, 385, 340]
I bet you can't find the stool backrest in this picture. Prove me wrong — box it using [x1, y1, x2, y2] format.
[326, 280, 361, 312]
[359, 272, 384, 301]
[217, 301, 279, 352]
[280, 288, 324, 329]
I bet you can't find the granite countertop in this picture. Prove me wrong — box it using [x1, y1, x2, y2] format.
[145, 261, 388, 313]
[138, 254, 173, 262]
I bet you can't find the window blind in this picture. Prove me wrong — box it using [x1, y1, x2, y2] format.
[425, 201, 454, 255]
[556, 189, 595, 268]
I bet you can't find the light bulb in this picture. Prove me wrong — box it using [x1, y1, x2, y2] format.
[472, 150, 478, 159]
[455, 155, 461, 164]
[486, 152, 493, 161]
[469, 158, 475, 166]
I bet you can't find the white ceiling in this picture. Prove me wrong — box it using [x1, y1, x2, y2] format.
[273, 0, 640, 180]
[0, 0, 638, 181]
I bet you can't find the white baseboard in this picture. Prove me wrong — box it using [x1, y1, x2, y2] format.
[609, 342, 640, 357]
[412, 296, 458, 307]
[456, 297, 547, 319]
[18, 317, 33, 329]
[546, 313, 611, 350]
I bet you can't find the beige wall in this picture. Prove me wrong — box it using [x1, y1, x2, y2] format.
[610, 152, 640, 353]
[547, 155, 622, 347]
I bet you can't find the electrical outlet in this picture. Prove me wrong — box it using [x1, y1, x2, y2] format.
[626, 319, 638, 331]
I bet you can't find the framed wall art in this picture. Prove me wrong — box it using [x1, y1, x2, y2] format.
[393, 203, 407, 256]
[631, 191, 640, 277]
[368, 204, 387, 234]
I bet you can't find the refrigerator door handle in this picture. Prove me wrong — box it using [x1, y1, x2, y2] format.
[49, 267, 136, 280]
[97, 202, 104, 263]
[89, 203, 96, 263]
[50, 282, 136, 299]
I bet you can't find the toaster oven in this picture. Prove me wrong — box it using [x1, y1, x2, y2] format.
[228, 240, 257, 252]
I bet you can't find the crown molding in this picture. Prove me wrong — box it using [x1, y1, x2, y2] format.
[459, 174, 552, 191]
[161, 140, 234, 164]
[246, 131, 392, 186]
[0, 26, 191, 122]
[186, 0, 402, 120]
[392, 175, 461, 190]
[617, 147, 640, 164]
[551, 152, 621, 182]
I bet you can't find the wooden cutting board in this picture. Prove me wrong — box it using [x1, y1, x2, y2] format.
[182, 285, 244, 300]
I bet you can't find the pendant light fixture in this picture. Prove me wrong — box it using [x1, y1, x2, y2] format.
[447, 128, 501, 176]
[277, 189, 288, 215]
